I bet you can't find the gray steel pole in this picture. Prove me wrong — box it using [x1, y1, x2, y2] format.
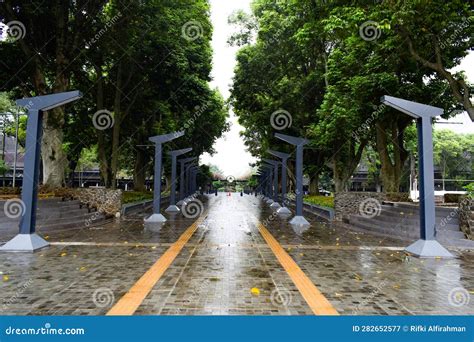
[263, 159, 280, 208]
[381, 95, 452, 258]
[186, 164, 191, 196]
[19, 109, 42, 234]
[144, 131, 184, 223]
[152, 143, 163, 215]
[0, 91, 83, 252]
[170, 156, 176, 204]
[274, 133, 310, 226]
[281, 159, 287, 203]
[178, 157, 196, 203]
[179, 160, 186, 200]
[268, 150, 290, 213]
[12, 112, 19, 188]
[274, 164, 279, 202]
[167, 148, 192, 212]
[266, 167, 274, 203]
[170, 155, 177, 205]
[295, 144, 303, 217]
[418, 117, 435, 240]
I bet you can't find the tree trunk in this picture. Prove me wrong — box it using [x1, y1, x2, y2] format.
[95, 64, 111, 187]
[333, 164, 349, 193]
[375, 121, 409, 193]
[332, 138, 367, 193]
[41, 108, 67, 187]
[309, 175, 319, 195]
[110, 62, 123, 189]
[133, 147, 146, 192]
[164, 174, 171, 193]
[67, 158, 78, 188]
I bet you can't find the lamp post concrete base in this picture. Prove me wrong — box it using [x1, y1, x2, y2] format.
[144, 223, 165, 233]
[405, 239, 454, 258]
[277, 206, 291, 215]
[165, 205, 180, 213]
[0, 233, 49, 252]
[270, 202, 281, 209]
[144, 213, 167, 223]
[289, 215, 310, 227]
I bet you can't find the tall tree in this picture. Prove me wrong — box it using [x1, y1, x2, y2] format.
[0, 0, 108, 186]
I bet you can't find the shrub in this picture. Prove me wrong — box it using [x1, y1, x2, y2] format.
[385, 192, 410, 202]
[444, 193, 463, 203]
[122, 191, 154, 204]
[304, 195, 334, 208]
[463, 183, 474, 200]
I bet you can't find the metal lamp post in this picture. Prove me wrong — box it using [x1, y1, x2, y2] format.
[275, 133, 310, 227]
[187, 166, 196, 195]
[258, 170, 267, 198]
[190, 166, 198, 194]
[381, 95, 453, 258]
[185, 163, 197, 197]
[144, 131, 184, 223]
[263, 158, 281, 209]
[268, 149, 291, 214]
[165, 147, 192, 213]
[177, 157, 196, 205]
[261, 164, 274, 204]
[1, 91, 82, 252]
[255, 172, 263, 196]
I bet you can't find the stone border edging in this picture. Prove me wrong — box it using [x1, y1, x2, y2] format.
[121, 195, 170, 216]
[303, 201, 334, 220]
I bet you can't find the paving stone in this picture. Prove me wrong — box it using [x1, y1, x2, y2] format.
[0, 194, 472, 315]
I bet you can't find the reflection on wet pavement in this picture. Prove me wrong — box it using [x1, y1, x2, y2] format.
[0, 193, 473, 315]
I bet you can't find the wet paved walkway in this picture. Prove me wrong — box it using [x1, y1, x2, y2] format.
[0, 193, 473, 315]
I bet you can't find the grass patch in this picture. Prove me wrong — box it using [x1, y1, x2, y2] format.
[122, 191, 171, 204]
[122, 191, 154, 204]
[304, 195, 334, 208]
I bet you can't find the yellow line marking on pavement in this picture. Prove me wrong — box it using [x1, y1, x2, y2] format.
[256, 221, 339, 316]
[50, 241, 174, 247]
[107, 214, 207, 316]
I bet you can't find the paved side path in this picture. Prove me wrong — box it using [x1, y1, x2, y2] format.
[0, 193, 473, 315]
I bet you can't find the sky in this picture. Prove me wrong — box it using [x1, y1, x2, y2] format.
[200, 0, 255, 180]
